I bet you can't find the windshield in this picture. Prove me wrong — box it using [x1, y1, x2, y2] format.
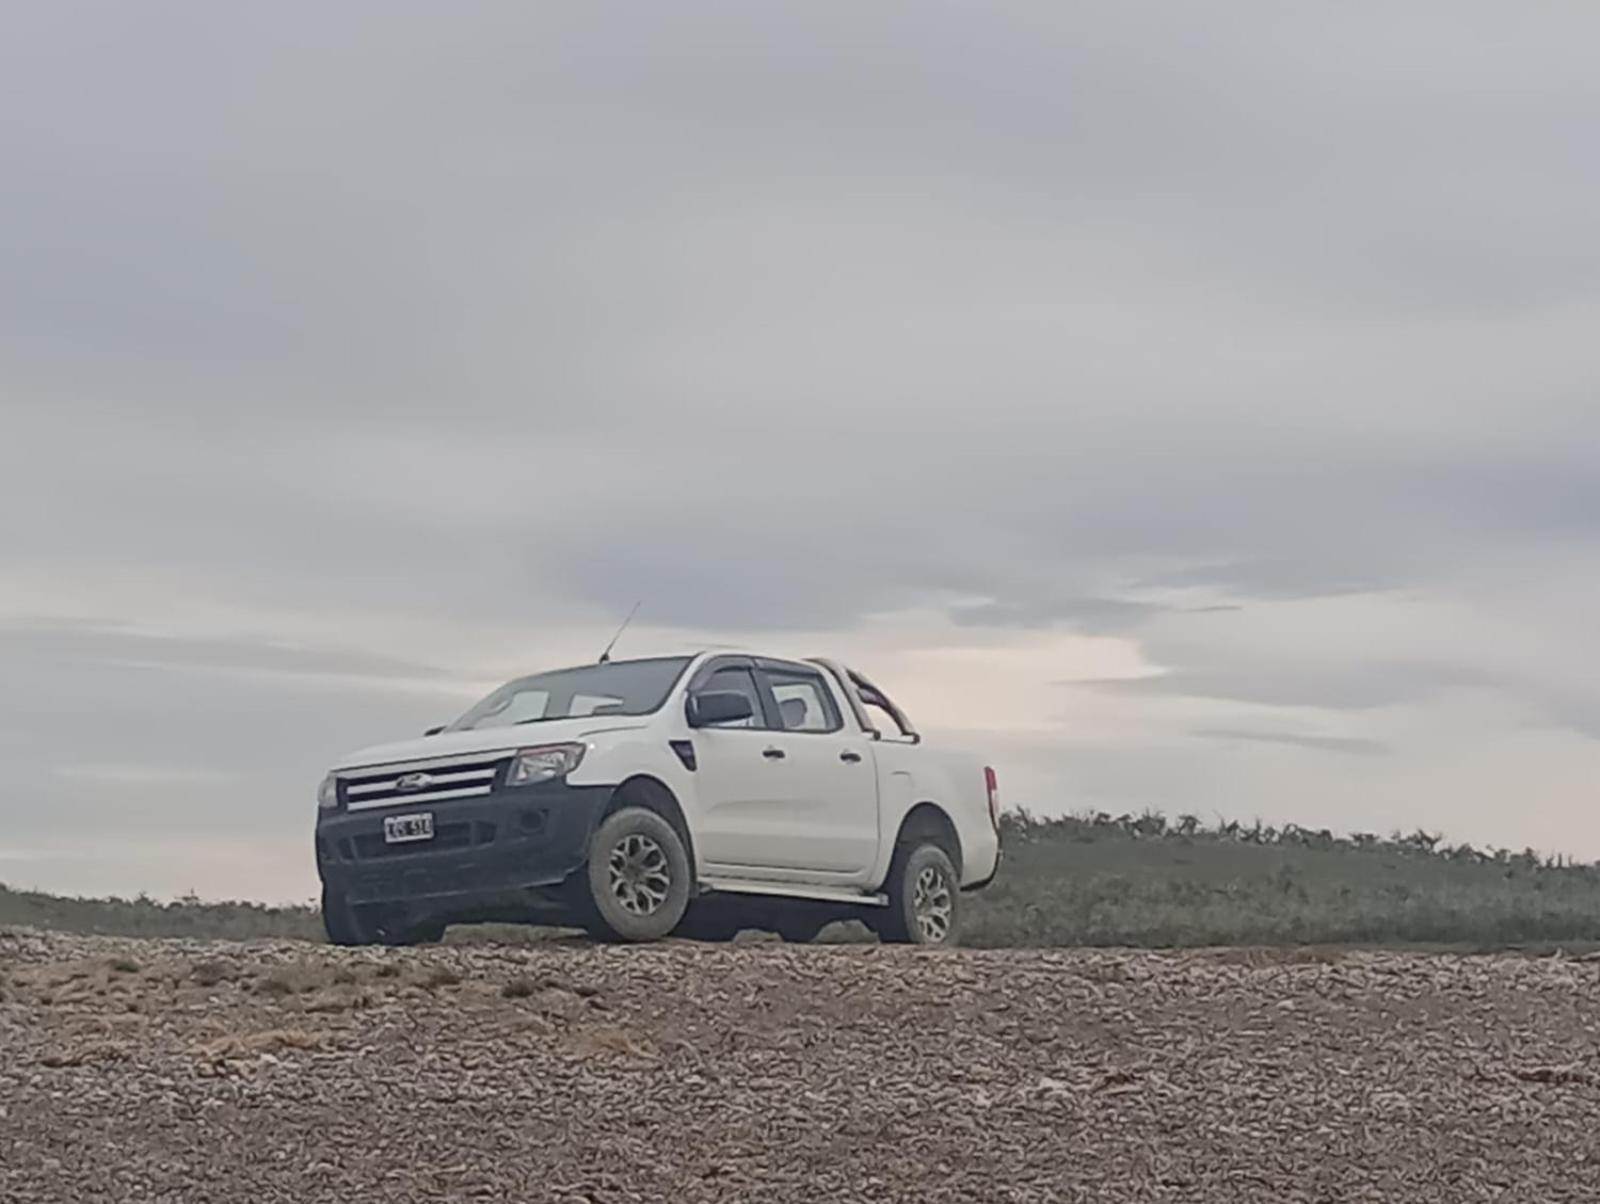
[446, 656, 692, 732]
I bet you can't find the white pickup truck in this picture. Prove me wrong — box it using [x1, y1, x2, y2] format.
[315, 651, 1001, 946]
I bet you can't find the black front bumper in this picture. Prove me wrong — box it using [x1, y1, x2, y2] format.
[315, 781, 613, 907]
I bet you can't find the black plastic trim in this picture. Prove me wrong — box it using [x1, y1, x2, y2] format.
[962, 851, 1002, 893]
[669, 739, 697, 771]
[315, 779, 614, 906]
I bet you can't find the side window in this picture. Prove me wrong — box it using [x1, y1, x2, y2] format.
[698, 666, 768, 729]
[765, 668, 843, 733]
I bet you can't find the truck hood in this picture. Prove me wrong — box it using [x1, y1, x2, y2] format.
[331, 718, 648, 771]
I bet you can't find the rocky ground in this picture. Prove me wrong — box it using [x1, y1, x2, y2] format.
[4, 929, 1600, 1202]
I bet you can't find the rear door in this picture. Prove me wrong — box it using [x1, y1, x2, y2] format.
[748, 658, 879, 876]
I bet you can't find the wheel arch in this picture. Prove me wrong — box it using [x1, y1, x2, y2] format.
[603, 774, 698, 878]
[891, 801, 963, 878]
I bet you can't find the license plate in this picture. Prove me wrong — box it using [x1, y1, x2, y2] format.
[383, 813, 434, 844]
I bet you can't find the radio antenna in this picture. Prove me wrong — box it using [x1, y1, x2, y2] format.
[597, 600, 642, 664]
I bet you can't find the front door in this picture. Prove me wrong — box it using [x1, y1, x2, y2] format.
[688, 662, 791, 871]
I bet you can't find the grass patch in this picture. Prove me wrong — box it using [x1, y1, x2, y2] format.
[0, 884, 320, 942]
[961, 811, 1600, 948]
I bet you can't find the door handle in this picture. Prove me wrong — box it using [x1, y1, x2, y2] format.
[762, 747, 786, 760]
[840, 750, 862, 763]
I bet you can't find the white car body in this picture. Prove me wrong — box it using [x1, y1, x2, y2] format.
[316, 651, 1000, 930]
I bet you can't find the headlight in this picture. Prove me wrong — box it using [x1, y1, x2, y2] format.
[507, 743, 586, 786]
[317, 774, 339, 811]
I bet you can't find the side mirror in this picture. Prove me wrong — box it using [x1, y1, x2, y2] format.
[687, 691, 754, 728]
[423, 725, 445, 737]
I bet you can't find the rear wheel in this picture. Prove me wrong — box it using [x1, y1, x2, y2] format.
[581, 807, 692, 942]
[872, 842, 961, 946]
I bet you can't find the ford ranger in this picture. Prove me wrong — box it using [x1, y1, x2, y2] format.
[314, 652, 1001, 945]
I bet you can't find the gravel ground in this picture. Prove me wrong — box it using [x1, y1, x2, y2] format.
[4, 929, 1600, 1202]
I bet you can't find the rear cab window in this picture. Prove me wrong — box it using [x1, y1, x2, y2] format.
[756, 661, 845, 734]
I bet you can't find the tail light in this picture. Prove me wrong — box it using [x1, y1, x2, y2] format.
[984, 766, 1000, 830]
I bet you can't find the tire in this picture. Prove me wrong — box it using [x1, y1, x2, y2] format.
[581, 807, 693, 942]
[322, 888, 442, 947]
[872, 842, 961, 946]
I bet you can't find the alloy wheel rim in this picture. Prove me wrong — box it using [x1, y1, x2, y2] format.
[912, 864, 953, 943]
[608, 833, 672, 916]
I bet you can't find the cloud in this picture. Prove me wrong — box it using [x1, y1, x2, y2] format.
[949, 596, 1167, 635]
[1083, 658, 1507, 712]
[1193, 729, 1391, 758]
[4, 2, 1600, 893]
[53, 764, 242, 787]
[0, 617, 450, 684]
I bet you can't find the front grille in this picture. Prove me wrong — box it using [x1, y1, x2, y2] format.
[340, 753, 510, 811]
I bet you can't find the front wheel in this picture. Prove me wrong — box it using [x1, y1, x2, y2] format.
[581, 807, 693, 942]
[872, 842, 961, 946]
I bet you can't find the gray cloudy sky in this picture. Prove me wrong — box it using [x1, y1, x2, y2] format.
[5, 3, 1600, 901]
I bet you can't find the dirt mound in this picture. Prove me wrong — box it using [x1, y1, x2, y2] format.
[4, 929, 1600, 1201]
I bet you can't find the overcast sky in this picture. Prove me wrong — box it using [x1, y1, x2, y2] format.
[4, 3, 1600, 901]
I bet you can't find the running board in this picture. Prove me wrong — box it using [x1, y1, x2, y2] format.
[698, 877, 888, 908]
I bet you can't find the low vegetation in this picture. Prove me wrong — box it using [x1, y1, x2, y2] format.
[0, 885, 321, 942]
[6, 810, 1600, 950]
[963, 810, 1600, 949]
